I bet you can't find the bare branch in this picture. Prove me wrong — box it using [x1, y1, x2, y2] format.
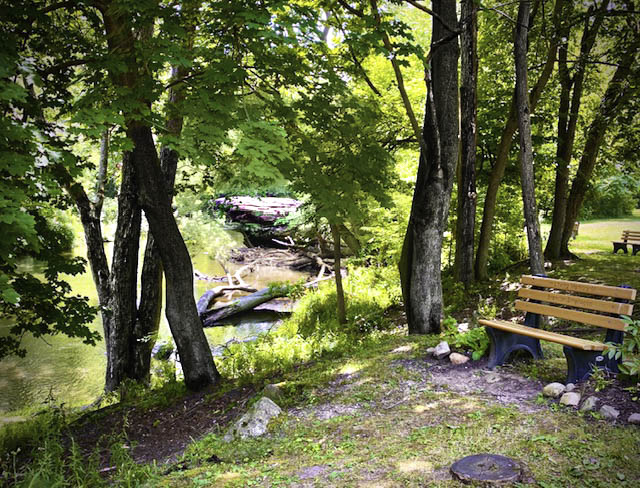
[404, 0, 461, 33]
[368, 0, 422, 144]
[347, 44, 382, 96]
[336, 0, 365, 17]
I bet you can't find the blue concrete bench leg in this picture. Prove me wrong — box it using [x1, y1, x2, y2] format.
[564, 330, 623, 383]
[612, 242, 627, 254]
[563, 347, 619, 384]
[486, 327, 544, 369]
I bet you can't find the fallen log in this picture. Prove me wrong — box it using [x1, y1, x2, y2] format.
[200, 275, 334, 327]
[196, 285, 257, 315]
[201, 286, 287, 326]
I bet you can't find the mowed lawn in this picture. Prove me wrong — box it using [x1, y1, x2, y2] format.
[542, 209, 640, 254]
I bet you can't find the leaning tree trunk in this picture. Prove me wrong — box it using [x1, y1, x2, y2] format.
[131, 66, 184, 383]
[404, 0, 459, 334]
[101, 4, 220, 390]
[474, 0, 564, 280]
[454, 0, 478, 287]
[559, 44, 638, 257]
[128, 124, 220, 389]
[515, 0, 544, 275]
[544, 4, 604, 259]
[330, 223, 347, 325]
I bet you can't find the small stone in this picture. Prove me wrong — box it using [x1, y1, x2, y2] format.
[449, 352, 470, 365]
[457, 322, 470, 333]
[426, 347, 436, 356]
[627, 413, 640, 424]
[434, 341, 451, 359]
[565, 383, 576, 392]
[580, 396, 598, 412]
[261, 384, 284, 403]
[599, 405, 620, 420]
[559, 392, 581, 407]
[542, 382, 566, 398]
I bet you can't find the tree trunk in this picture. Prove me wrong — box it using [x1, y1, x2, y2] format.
[545, 4, 605, 259]
[331, 223, 347, 325]
[474, 0, 564, 279]
[559, 45, 638, 257]
[106, 152, 142, 391]
[454, 0, 478, 287]
[131, 67, 184, 382]
[128, 124, 220, 389]
[100, 3, 220, 390]
[515, 0, 544, 275]
[403, 0, 459, 334]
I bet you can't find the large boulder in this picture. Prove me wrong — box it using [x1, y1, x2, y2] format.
[224, 397, 282, 442]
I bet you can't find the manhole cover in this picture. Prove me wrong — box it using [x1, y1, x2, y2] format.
[451, 453, 521, 484]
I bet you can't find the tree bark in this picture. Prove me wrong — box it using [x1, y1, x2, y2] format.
[454, 0, 478, 287]
[474, 0, 564, 279]
[515, 0, 544, 275]
[131, 66, 184, 382]
[559, 43, 638, 257]
[544, 4, 605, 259]
[201, 286, 287, 326]
[100, 3, 220, 390]
[330, 223, 347, 325]
[128, 124, 220, 389]
[403, 0, 459, 334]
[106, 152, 142, 391]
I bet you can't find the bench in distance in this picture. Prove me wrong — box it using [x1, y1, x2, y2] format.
[612, 229, 640, 255]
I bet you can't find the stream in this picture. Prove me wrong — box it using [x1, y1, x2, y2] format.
[0, 228, 309, 414]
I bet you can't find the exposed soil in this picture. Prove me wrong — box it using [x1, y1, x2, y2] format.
[68, 385, 255, 467]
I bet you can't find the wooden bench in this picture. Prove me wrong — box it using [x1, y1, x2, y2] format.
[479, 275, 637, 383]
[612, 229, 640, 255]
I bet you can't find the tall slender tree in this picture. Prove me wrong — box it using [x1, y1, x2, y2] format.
[514, 0, 544, 275]
[455, 0, 479, 287]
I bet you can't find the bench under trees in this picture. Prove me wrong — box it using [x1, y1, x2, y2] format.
[479, 275, 637, 383]
[612, 230, 640, 255]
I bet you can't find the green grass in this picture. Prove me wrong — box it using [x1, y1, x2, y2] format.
[161, 335, 640, 487]
[4, 213, 640, 487]
[542, 209, 640, 254]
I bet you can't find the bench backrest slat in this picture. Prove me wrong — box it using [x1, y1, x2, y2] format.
[621, 230, 640, 242]
[520, 275, 637, 300]
[515, 300, 628, 331]
[518, 288, 634, 316]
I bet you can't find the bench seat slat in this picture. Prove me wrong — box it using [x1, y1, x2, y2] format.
[520, 275, 637, 300]
[518, 288, 634, 316]
[479, 319, 607, 351]
[515, 300, 627, 331]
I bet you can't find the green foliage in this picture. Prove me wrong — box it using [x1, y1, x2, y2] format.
[606, 316, 640, 377]
[581, 175, 639, 219]
[442, 317, 490, 361]
[215, 266, 401, 382]
[3, 406, 159, 487]
[587, 366, 613, 393]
